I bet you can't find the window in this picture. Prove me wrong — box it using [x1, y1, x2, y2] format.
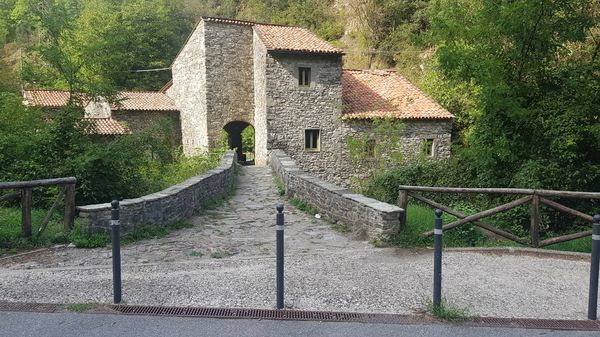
[423, 138, 435, 157]
[298, 67, 311, 87]
[305, 129, 320, 151]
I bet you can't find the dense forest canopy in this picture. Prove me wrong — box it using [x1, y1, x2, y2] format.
[0, 0, 599, 193]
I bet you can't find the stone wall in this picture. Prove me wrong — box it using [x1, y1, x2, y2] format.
[78, 151, 237, 233]
[169, 21, 208, 155]
[264, 53, 344, 177]
[112, 110, 182, 146]
[204, 22, 255, 148]
[269, 149, 403, 239]
[329, 118, 453, 185]
[253, 32, 268, 166]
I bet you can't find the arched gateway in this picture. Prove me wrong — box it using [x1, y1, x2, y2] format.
[223, 121, 255, 165]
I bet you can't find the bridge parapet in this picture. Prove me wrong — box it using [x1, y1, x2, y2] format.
[269, 149, 403, 240]
[78, 151, 237, 233]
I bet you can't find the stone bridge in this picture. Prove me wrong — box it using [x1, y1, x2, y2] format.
[79, 150, 403, 240]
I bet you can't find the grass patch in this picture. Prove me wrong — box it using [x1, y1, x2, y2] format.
[67, 303, 91, 313]
[289, 198, 318, 215]
[273, 175, 285, 196]
[427, 300, 470, 322]
[0, 207, 80, 255]
[190, 250, 203, 257]
[544, 236, 591, 253]
[331, 221, 351, 233]
[210, 250, 234, 259]
[122, 222, 193, 244]
[395, 203, 591, 253]
[392, 204, 498, 248]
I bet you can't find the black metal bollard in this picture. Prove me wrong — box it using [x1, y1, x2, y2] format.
[588, 215, 600, 320]
[276, 204, 285, 309]
[111, 200, 122, 304]
[433, 208, 443, 308]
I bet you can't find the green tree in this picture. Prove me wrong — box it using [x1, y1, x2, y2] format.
[426, 0, 600, 189]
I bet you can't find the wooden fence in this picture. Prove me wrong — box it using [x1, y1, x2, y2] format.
[397, 186, 600, 248]
[0, 177, 76, 238]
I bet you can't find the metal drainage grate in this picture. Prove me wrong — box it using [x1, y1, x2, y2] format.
[469, 317, 600, 331]
[0, 301, 59, 313]
[109, 305, 421, 325]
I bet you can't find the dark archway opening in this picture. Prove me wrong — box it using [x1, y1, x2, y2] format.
[223, 121, 255, 165]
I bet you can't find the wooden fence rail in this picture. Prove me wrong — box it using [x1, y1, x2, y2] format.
[397, 185, 600, 248]
[0, 177, 76, 238]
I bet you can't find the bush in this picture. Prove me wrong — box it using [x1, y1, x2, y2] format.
[362, 157, 596, 241]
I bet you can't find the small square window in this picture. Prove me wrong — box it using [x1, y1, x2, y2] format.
[305, 129, 320, 151]
[299, 67, 311, 87]
[423, 139, 435, 157]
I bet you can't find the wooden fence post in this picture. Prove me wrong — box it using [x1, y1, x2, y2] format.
[64, 183, 76, 232]
[21, 188, 33, 238]
[530, 194, 541, 247]
[398, 189, 408, 227]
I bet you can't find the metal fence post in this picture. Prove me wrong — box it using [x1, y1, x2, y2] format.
[276, 204, 285, 309]
[588, 215, 600, 320]
[111, 200, 122, 304]
[433, 208, 443, 308]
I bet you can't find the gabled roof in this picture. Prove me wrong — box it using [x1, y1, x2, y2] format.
[23, 90, 178, 111]
[342, 70, 454, 120]
[253, 24, 343, 54]
[84, 118, 132, 135]
[114, 92, 178, 111]
[201, 16, 343, 55]
[23, 90, 75, 108]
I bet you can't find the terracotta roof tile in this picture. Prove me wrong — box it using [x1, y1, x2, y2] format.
[114, 92, 178, 111]
[23, 90, 178, 112]
[253, 24, 343, 54]
[83, 118, 132, 135]
[342, 70, 454, 120]
[23, 90, 73, 108]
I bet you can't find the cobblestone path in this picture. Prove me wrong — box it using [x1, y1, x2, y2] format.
[0, 166, 370, 269]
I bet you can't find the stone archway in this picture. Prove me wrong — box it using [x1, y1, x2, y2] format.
[223, 121, 255, 165]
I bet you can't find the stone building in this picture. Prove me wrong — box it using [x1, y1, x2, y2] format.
[23, 89, 181, 143]
[165, 17, 453, 182]
[24, 17, 454, 184]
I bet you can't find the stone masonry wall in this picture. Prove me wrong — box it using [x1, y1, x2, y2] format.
[169, 21, 208, 155]
[204, 22, 255, 149]
[253, 33, 268, 166]
[329, 118, 452, 185]
[78, 151, 237, 233]
[265, 53, 344, 176]
[112, 110, 182, 146]
[269, 149, 403, 239]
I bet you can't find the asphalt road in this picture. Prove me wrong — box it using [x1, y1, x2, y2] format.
[0, 311, 598, 337]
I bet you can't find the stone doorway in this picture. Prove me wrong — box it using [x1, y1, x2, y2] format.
[223, 121, 255, 165]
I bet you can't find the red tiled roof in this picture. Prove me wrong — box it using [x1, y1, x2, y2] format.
[342, 70, 454, 120]
[83, 118, 132, 135]
[199, 16, 342, 54]
[23, 90, 74, 108]
[253, 24, 343, 54]
[114, 92, 177, 111]
[23, 90, 177, 112]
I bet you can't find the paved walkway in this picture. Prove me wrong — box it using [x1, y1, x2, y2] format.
[2, 311, 598, 337]
[0, 166, 596, 319]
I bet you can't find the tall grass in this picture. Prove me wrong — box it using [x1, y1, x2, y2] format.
[0, 207, 70, 255]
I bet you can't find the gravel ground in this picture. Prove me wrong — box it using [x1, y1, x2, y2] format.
[0, 167, 596, 320]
